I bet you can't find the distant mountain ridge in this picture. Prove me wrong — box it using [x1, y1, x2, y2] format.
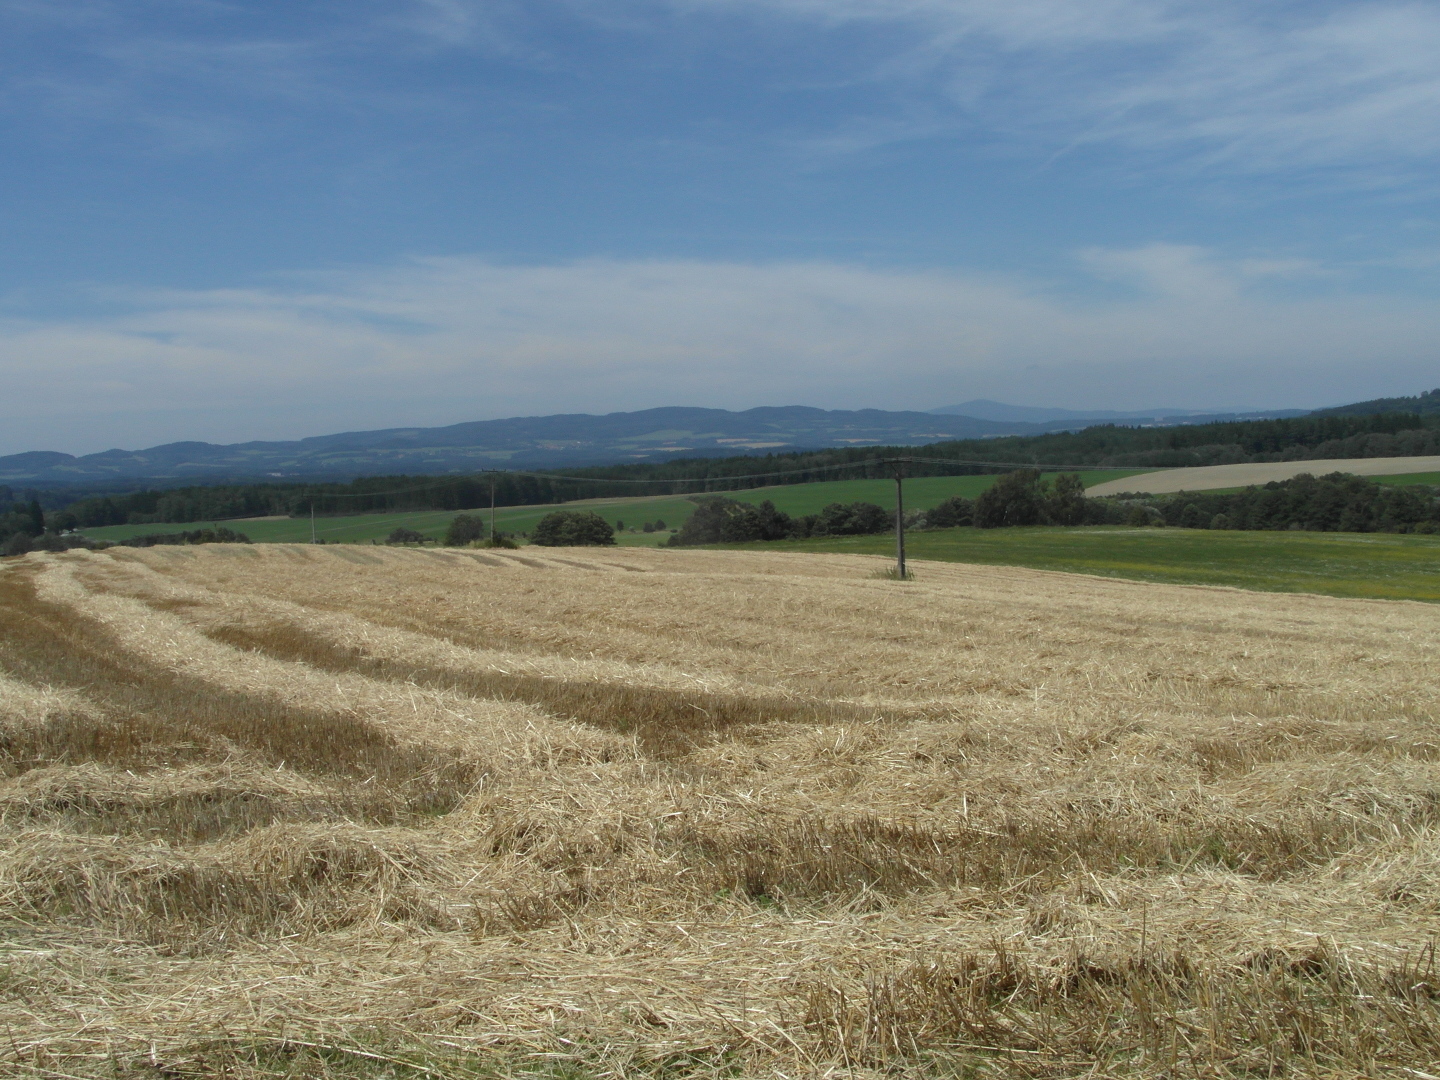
[0, 406, 1034, 485]
[931, 399, 1307, 424]
[1313, 389, 1440, 418]
[0, 394, 1422, 487]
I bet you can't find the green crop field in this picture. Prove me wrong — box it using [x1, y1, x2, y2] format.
[76, 469, 1149, 546]
[1373, 471, 1440, 487]
[738, 526, 1440, 603]
[727, 470, 1147, 518]
[76, 496, 698, 546]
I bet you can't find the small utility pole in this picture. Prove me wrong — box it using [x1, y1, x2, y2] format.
[893, 460, 907, 580]
[488, 473, 497, 544]
[310, 501, 317, 544]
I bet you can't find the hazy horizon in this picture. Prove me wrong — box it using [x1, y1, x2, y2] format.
[3, 2, 1438, 455]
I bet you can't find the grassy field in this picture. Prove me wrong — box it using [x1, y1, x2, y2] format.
[762, 525, 1440, 602]
[2, 544, 1440, 1077]
[75, 496, 699, 546]
[76, 469, 1148, 546]
[1374, 470, 1440, 486]
[728, 469, 1145, 517]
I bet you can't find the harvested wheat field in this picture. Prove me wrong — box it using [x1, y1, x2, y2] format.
[2, 544, 1440, 1078]
[1086, 455, 1440, 496]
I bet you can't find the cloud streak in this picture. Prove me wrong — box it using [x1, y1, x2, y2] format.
[6, 1, 1439, 185]
[673, 0, 1440, 181]
[2, 249, 1436, 454]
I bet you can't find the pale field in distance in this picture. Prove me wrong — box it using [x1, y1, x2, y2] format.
[1086, 455, 1440, 495]
[2, 544, 1440, 1077]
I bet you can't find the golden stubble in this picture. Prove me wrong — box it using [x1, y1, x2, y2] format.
[0, 543, 1437, 1077]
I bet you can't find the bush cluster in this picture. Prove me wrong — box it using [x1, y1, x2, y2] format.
[937, 471, 1095, 529]
[532, 510, 615, 546]
[955, 470, 1440, 534]
[120, 527, 252, 548]
[0, 494, 47, 553]
[1138, 473, 1440, 533]
[443, 514, 486, 546]
[441, 514, 519, 547]
[667, 497, 891, 546]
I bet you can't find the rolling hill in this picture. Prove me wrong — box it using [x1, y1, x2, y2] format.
[0, 406, 1038, 485]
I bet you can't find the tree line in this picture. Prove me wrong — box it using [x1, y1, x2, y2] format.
[923, 471, 1440, 535]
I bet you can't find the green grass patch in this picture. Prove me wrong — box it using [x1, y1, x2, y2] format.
[75, 470, 1148, 547]
[79, 496, 698, 546]
[745, 526, 1440, 602]
[1372, 470, 1440, 487]
[726, 470, 1147, 518]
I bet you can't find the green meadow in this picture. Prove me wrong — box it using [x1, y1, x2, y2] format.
[77, 469, 1149, 546]
[759, 526, 1440, 603]
[727, 470, 1147, 517]
[75, 497, 698, 546]
[1373, 471, 1440, 487]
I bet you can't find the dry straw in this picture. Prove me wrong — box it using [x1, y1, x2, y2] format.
[0, 543, 1438, 1076]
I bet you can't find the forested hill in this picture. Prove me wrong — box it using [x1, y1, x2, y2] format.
[1313, 388, 1440, 418]
[24, 408, 1440, 529]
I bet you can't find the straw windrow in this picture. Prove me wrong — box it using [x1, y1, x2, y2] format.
[0, 544, 1437, 1077]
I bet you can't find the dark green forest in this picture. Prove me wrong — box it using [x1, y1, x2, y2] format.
[1313, 387, 1440, 418]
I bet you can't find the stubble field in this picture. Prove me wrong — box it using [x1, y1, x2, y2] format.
[2, 544, 1440, 1078]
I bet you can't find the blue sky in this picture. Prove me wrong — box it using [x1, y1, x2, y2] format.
[3, 0, 1440, 454]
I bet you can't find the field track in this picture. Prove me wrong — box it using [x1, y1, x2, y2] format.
[3, 543, 1440, 1076]
[1087, 454, 1440, 495]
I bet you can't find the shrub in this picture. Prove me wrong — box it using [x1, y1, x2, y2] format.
[532, 510, 615, 546]
[1045, 473, 1089, 526]
[791, 502, 891, 539]
[819, 501, 890, 535]
[1136, 473, 1440, 535]
[924, 496, 974, 529]
[974, 470, 1046, 528]
[386, 528, 427, 545]
[642, 522, 655, 533]
[444, 514, 487, 546]
[124, 528, 252, 548]
[3, 533, 33, 557]
[670, 498, 793, 545]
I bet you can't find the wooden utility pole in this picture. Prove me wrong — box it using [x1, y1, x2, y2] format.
[893, 461, 907, 580]
[310, 502, 316, 544]
[488, 473, 497, 544]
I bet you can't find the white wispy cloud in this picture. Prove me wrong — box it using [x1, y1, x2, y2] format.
[2, 249, 1436, 454]
[672, 0, 1440, 181]
[6, 1, 1437, 183]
